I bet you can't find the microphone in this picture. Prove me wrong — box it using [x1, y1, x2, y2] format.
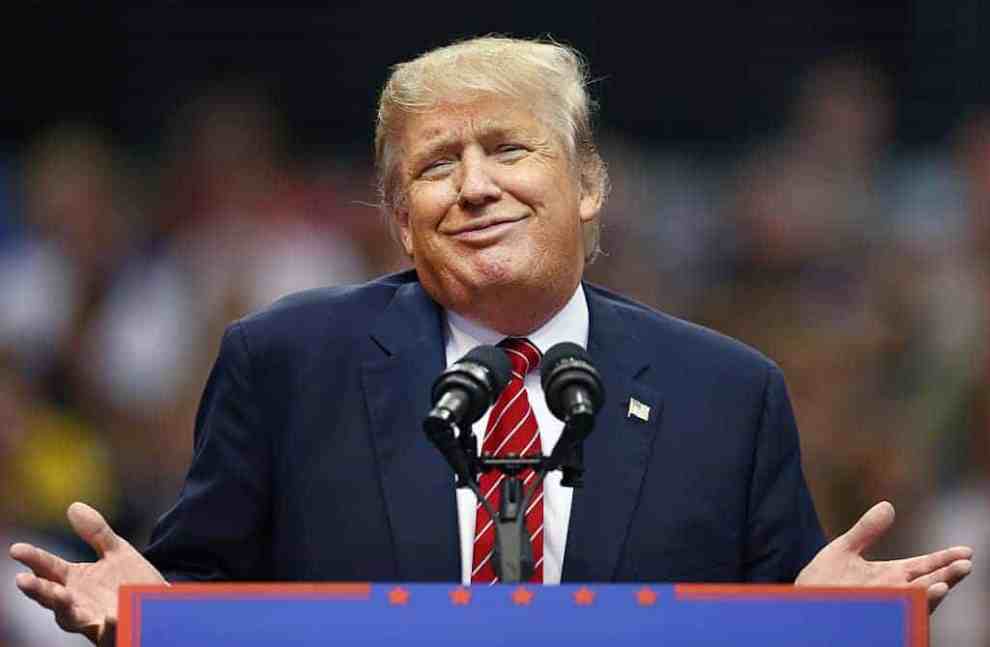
[541, 342, 604, 467]
[424, 345, 512, 483]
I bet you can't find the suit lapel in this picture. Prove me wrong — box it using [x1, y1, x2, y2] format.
[361, 279, 460, 581]
[562, 286, 662, 582]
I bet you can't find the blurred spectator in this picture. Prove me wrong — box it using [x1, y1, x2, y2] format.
[695, 56, 941, 551]
[152, 86, 373, 325]
[586, 133, 719, 318]
[73, 87, 384, 542]
[0, 125, 139, 382]
[918, 110, 990, 647]
[0, 126, 134, 549]
[727, 54, 892, 272]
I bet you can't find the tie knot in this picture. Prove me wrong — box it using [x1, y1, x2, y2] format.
[499, 337, 541, 377]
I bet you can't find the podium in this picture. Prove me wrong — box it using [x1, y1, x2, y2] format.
[118, 583, 927, 646]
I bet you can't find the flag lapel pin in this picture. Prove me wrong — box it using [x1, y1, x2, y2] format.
[627, 398, 650, 422]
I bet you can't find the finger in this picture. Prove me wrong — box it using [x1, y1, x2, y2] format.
[912, 559, 973, 591]
[837, 501, 895, 555]
[903, 546, 974, 580]
[16, 573, 97, 637]
[927, 582, 949, 613]
[9, 543, 71, 584]
[15, 572, 72, 613]
[67, 501, 119, 557]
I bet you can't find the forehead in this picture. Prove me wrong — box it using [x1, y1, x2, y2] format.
[397, 97, 551, 158]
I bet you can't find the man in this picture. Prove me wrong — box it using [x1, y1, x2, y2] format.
[10, 36, 974, 646]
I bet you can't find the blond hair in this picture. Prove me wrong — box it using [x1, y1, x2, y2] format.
[375, 36, 608, 261]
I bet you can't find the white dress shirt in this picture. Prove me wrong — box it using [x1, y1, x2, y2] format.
[444, 284, 590, 585]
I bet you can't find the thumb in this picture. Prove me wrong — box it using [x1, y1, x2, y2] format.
[67, 502, 120, 557]
[838, 500, 895, 556]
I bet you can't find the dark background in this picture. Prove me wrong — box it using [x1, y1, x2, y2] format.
[7, 2, 990, 157]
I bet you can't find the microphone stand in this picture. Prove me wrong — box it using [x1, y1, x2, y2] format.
[455, 421, 588, 584]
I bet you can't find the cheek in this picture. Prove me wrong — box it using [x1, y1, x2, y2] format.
[408, 185, 456, 230]
[506, 169, 551, 206]
[509, 159, 579, 212]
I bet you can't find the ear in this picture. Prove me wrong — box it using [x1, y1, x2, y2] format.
[395, 207, 415, 257]
[578, 190, 601, 224]
[577, 170, 603, 225]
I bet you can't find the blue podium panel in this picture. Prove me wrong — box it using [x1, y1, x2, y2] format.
[118, 583, 927, 647]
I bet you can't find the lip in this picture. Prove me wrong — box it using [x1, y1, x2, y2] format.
[446, 217, 527, 243]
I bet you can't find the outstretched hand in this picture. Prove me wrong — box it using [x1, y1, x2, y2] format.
[795, 501, 973, 612]
[9, 502, 166, 647]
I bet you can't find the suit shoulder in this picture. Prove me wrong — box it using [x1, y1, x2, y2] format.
[228, 270, 417, 350]
[586, 282, 779, 378]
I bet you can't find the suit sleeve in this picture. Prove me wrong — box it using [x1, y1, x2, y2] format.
[143, 322, 273, 581]
[743, 364, 826, 582]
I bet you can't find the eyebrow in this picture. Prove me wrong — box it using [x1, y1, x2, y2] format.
[407, 119, 528, 171]
[407, 132, 459, 170]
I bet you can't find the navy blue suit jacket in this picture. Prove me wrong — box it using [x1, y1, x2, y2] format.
[144, 270, 824, 583]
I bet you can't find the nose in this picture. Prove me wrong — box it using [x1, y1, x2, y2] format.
[457, 151, 501, 207]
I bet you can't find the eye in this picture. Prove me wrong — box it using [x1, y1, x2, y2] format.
[494, 144, 528, 162]
[419, 158, 454, 178]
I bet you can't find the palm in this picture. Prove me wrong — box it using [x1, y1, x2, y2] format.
[57, 555, 141, 639]
[10, 502, 166, 646]
[796, 501, 973, 612]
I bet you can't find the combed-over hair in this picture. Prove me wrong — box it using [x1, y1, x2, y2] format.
[375, 36, 609, 261]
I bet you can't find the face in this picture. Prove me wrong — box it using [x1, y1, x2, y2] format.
[394, 95, 600, 326]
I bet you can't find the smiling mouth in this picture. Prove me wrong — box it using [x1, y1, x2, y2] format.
[447, 217, 527, 243]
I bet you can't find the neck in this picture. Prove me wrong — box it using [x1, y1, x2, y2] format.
[439, 277, 580, 337]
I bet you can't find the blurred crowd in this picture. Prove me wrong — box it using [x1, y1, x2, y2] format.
[2, 57, 988, 645]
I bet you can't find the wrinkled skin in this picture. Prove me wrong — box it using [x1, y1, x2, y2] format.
[9, 503, 165, 647]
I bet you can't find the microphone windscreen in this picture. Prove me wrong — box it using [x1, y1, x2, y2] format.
[462, 344, 512, 394]
[540, 342, 592, 392]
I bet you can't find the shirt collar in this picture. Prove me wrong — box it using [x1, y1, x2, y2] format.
[444, 283, 590, 364]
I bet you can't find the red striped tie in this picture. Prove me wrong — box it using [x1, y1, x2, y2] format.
[471, 337, 543, 584]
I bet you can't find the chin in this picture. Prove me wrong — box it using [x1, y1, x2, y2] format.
[474, 263, 519, 287]
[462, 247, 525, 285]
